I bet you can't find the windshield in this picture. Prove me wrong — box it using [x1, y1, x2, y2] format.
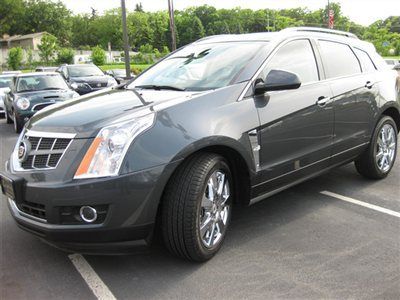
[0, 76, 13, 88]
[129, 42, 267, 91]
[68, 65, 104, 77]
[16, 74, 69, 92]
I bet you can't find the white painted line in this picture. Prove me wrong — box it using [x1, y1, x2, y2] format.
[321, 191, 400, 218]
[68, 254, 117, 300]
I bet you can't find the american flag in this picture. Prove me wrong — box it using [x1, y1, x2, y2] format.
[329, 9, 335, 29]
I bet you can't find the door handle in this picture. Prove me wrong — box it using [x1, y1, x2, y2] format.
[316, 96, 330, 107]
[365, 81, 373, 89]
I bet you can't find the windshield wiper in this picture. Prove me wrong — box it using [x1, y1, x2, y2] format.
[135, 85, 186, 91]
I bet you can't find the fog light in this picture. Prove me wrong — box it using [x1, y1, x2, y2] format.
[79, 206, 97, 223]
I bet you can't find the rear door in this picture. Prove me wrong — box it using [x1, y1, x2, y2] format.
[317, 40, 379, 163]
[252, 38, 334, 197]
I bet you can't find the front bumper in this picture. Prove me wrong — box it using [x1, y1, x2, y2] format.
[2, 162, 175, 252]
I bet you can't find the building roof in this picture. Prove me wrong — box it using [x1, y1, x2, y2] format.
[0, 32, 47, 43]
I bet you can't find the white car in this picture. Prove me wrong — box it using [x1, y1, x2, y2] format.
[0, 75, 14, 118]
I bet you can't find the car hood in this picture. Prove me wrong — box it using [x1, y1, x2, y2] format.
[17, 89, 76, 103]
[70, 75, 110, 83]
[27, 88, 203, 138]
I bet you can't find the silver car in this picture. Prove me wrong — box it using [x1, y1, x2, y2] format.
[0, 75, 14, 118]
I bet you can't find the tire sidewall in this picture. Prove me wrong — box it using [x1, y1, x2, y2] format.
[194, 157, 233, 259]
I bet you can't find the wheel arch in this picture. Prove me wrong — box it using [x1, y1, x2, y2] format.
[381, 105, 400, 132]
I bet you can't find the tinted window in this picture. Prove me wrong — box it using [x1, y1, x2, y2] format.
[67, 65, 104, 77]
[261, 39, 319, 84]
[319, 40, 361, 78]
[16, 74, 69, 92]
[354, 49, 376, 73]
[0, 76, 13, 88]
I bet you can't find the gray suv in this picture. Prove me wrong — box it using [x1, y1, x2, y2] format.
[1, 28, 399, 262]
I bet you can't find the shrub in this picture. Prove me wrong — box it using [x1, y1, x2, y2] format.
[91, 46, 106, 65]
[139, 43, 154, 53]
[57, 48, 75, 64]
[7, 47, 23, 70]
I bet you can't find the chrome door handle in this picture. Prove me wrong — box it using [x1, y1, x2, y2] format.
[316, 96, 330, 107]
[365, 81, 373, 89]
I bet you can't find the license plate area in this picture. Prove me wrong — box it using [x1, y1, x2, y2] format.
[0, 172, 24, 201]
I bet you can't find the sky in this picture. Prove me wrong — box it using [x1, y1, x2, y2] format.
[57, 0, 399, 26]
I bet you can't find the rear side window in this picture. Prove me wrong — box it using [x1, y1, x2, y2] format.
[354, 48, 376, 73]
[319, 40, 361, 78]
[261, 39, 319, 84]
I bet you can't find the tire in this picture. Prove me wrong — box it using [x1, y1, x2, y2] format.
[6, 109, 12, 124]
[13, 111, 23, 133]
[355, 116, 398, 179]
[162, 153, 233, 262]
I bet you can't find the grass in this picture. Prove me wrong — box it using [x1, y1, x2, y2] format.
[383, 56, 400, 60]
[100, 64, 151, 74]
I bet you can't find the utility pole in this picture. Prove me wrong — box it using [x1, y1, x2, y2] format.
[327, 0, 330, 28]
[168, 0, 176, 51]
[121, 0, 131, 78]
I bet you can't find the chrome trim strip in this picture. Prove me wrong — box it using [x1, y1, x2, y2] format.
[25, 130, 76, 139]
[252, 142, 369, 189]
[9, 198, 47, 224]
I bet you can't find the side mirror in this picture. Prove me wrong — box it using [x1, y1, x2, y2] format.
[254, 69, 301, 95]
[3, 87, 11, 94]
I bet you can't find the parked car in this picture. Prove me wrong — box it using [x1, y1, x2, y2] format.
[3, 72, 79, 132]
[0, 75, 14, 118]
[1, 28, 399, 262]
[35, 66, 58, 72]
[2, 71, 22, 75]
[105, 69, 135, 84]
[385, 59, 399, 66]
[56, 64, 117, 95]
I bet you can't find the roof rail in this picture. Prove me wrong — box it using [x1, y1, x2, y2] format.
[281, 27, 359, 39]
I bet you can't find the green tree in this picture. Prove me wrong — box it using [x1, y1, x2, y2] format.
[38, 34, 58, 64]
[91, 46, 106, 65]
[57, 48, 75, 64]
[0, 0, 24, 35]
[7, 47, 23, 70]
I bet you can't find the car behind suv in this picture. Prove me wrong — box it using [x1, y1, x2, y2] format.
[1, 28, 399, 261]
[57, 64, 117, 95]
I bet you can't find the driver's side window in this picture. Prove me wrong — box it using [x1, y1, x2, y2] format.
[260, 39, 319, 85]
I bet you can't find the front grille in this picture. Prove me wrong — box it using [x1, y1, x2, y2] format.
[19, 134, 72, 170]
[88, 82, 107, 88]
[17, 200, 46, 220]
[32, 103, 54, 111]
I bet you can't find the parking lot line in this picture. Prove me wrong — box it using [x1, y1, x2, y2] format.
[68, 254, 117, 300]
[321, 190, 400, 218]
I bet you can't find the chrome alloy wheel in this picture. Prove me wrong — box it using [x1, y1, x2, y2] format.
[199, 170, 230, 248]
[376, 123, 397, 172]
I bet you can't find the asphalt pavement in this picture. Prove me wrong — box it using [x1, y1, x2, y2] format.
[1, 118, 399, 300]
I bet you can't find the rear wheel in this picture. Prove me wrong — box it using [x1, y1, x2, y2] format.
[162, 153, 232, 262]
[355, 116, 398, 179]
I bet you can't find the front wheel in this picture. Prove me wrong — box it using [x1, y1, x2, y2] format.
[13, 111, 23, 133]
[162, 153, 232, 262]
[355, 116, 398, 179]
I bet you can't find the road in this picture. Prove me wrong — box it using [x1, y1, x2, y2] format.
[1, 118, 399, 299]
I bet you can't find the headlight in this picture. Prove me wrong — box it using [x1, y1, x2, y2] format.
[74, 113, 155, 179]
[71, 82, 85, 90]
[107, 78, 118, 87]
[16, 97, 30, 110]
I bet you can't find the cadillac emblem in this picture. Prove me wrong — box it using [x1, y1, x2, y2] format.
[18, 140, 30, 162]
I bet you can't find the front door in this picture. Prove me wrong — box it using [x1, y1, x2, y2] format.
[251, 39, 334, 198]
